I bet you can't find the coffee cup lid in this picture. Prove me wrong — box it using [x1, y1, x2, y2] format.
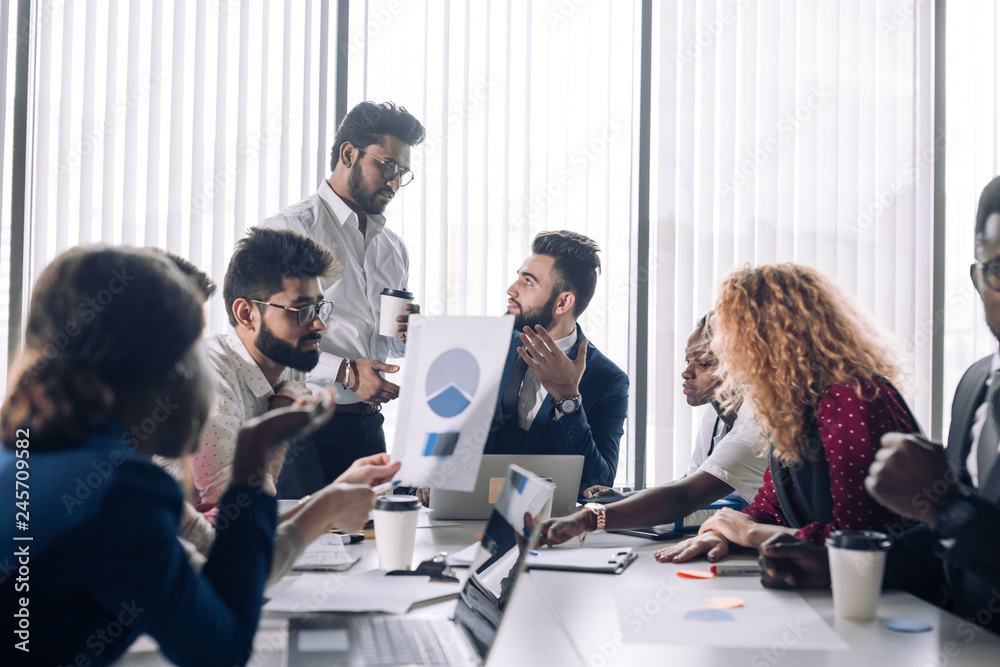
[826, 529, 891, 551]
[381, 288, 414, 299]
[374, 495, 420, 512]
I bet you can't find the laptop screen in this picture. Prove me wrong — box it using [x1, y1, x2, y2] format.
[451, 465, 551, 661]
[284, 464, 551, 667]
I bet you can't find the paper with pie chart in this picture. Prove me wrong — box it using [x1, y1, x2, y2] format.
[392, 314, 514, 491]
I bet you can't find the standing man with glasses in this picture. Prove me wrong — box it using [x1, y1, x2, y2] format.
[259, 101, 426, 493]
[187, 227, 342, 507]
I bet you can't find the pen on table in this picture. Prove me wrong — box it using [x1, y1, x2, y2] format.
[333, 532, 365, 544]
[710, 563, 761, 577]
[372, 479, 402, 495]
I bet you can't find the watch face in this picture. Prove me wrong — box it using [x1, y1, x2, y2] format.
[559, 397, 579, 414]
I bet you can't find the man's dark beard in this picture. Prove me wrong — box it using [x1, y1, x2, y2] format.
[512, 291, 560, 331]
[256, 320, 321, 372]
[348, 160, 392, 215]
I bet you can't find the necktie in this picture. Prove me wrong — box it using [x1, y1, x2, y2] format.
[500, 355, 529, 425]
[977, 369, 1000, 487]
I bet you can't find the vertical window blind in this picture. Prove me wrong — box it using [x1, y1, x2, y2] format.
[346, 0, 638, 483]
[646, 0, 937, 483]
[943, 0, 1000, 444]
[17, 0, 343, 339]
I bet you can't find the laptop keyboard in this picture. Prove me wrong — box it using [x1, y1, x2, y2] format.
[357, 616, 469, 666]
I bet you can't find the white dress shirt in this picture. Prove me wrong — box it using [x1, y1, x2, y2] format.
[188, 332, 303, 505]
[259, 181, 409, 404]
[518, 328, 579, 429]
[684, 401, 768, 502]
[967, 351, 1000, 487]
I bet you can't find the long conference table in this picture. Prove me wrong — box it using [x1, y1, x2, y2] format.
[121, 516, 1000, 666]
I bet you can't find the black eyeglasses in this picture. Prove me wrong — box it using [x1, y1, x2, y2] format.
[250, 300, 334, 327]
[976, 260, 1000, 292]
[356, 146, 414, 187]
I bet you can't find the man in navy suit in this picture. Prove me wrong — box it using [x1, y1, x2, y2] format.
[759, 176, 1000, 634]
[485, 231, 629, 492]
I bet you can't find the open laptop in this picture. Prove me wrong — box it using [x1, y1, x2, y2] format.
[286, 465, 553, 667]
[429, 454, 583, 520]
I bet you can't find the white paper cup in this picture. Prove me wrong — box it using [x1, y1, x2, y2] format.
[373, 495, 421, 571]
[379, 288, 414, 338]
[276, 499, 300, 515]
[826, 530, 891, 621]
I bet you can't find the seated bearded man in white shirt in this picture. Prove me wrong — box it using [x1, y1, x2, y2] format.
[538, 312, 768, 546]
[157, 240, 399, 584]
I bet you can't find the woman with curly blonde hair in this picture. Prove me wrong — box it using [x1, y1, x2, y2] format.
[657, 263, 920, 564]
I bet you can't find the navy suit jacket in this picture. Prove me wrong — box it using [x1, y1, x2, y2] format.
[946, 355, 1000, 500]
[887, 354, 1000, 631]
[0, 422, 276, 666]
[484, 325, 629, 491]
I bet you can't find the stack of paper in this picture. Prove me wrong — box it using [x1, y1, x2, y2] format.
[291, 535, 361, 572]
[264, 571, 461, 614]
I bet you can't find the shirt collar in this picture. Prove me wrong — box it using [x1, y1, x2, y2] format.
[553, 327, 578, 354]
[318, 179, 388, 237]
[225, 332, 280, 399]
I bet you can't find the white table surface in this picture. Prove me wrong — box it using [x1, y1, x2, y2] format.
[121, 519, 1000, 666]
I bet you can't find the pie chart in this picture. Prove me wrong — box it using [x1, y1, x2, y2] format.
[425, 348, 480, 418]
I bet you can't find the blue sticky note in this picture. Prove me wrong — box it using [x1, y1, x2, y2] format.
[886, 619, 933, 633]
[684, 609, 735, 622]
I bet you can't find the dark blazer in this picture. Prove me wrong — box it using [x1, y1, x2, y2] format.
[484, 325, 629, 491]
[946, 354, 1000, 501]
[888, 353, 1000, 631]
[0, 422, 276, 666]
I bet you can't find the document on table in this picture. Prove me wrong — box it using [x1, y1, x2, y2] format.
[613, 588, 847, 650]
[264, 571, 462, 614]
[291, 535, 361, 571]
[447, 542, 481, 568]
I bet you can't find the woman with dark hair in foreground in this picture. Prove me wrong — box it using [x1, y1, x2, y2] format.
[0, 246, 332, 666]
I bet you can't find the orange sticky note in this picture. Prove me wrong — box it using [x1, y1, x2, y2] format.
[702, 596, 744, 609]
[676, 569, 715, 579]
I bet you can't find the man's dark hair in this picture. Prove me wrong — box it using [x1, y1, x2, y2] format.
[150, 248, 216, 300]
[224, 228, 340, 327]
[330, 101, 426, 171]
[531, 230, 602, 318]
[975, 175, 1000, 245]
